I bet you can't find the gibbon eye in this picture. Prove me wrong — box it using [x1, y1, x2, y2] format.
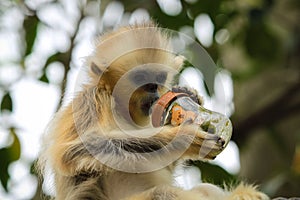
[156, 72, 167, 84]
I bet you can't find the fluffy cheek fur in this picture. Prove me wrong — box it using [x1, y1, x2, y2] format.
[129, 91, 150, 126]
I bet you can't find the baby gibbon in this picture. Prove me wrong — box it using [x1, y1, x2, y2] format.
[38, 22, 269, 200]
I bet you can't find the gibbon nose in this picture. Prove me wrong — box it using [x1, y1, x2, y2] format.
[144, 83, 158, 93]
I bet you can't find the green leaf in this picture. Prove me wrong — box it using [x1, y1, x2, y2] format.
[23, 14, 39, 56]
[0, 155, 9, 191]
[192, 161, 237, 186]
[45, 52, 62, 67]
[8, 128, 21, 161]
[39, 52, 63, 84]
[1, 93, 13, 112]
[39, 73, 49, 83]
[0, 128, 21, 191]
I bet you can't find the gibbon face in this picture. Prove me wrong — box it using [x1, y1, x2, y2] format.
[130, 71, 167, 115]
[128, 67, 169, 126]
[87, 25, 184, 127]
[91, 56, 176, 127]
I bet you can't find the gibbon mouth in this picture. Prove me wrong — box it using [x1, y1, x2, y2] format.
[141, 96, 159, 115]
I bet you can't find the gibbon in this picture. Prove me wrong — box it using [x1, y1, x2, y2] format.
[38, 22, 269, 200]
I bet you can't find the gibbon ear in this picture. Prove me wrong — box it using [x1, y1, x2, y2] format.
[91, 62, 102, 75]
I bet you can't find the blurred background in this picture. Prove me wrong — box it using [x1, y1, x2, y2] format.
[0, 0, 299, 199]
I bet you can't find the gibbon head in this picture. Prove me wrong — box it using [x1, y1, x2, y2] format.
[87, 23, 184, 126]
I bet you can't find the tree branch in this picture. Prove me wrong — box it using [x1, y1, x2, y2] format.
[232, 80, 300, 145]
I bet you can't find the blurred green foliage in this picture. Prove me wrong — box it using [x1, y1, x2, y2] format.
[0, 93, 13, 112]
[191, 160, 238, 186]
[0, 0, 299, 199]
[0, 128, 20, 191]
[23, 14, 39, 56]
